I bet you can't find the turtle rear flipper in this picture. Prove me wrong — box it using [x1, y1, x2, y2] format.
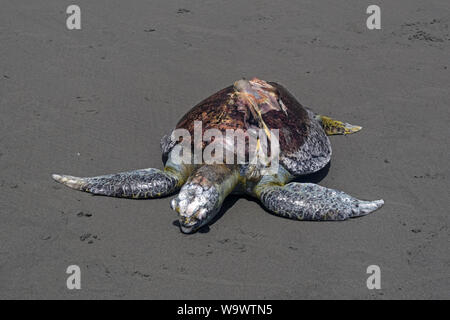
[52, 167, 185, 199]
[256, 182, 384, 220]
[315, 114, 362, 135]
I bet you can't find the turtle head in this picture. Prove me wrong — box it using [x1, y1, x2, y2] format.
[170, 181, 221, 234]
[170, 165, 239, 234]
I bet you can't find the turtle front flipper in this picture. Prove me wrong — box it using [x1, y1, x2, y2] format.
[315, 114, 362, 135]
[255, 182, 383, 221]
[52, 161, 189, 199]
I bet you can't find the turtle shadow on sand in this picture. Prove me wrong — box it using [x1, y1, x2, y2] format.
[172, 162, 331, 234]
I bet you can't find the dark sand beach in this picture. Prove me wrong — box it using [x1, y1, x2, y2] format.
[0, 0, 448, 299]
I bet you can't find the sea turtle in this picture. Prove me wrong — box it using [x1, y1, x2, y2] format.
[52, 77, 384, 233]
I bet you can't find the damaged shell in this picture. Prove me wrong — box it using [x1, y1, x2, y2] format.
[166, 78, 331, 175]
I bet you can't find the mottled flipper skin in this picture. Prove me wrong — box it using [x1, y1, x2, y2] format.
[258, 183, 384, 221]
[316, 115, 363, 135]
[52, 168, 182, 199]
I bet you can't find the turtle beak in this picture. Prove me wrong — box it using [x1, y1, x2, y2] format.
[178, 216, 204, 234]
